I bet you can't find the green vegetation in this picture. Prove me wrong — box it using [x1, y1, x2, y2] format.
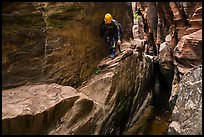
[94, 67, 101, 75]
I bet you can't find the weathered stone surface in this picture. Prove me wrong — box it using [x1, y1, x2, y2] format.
[158, 41, 174, 89]
[79, 72, 115, 105]
[123, 105, 154, 135]
[2, 40, 157, 135]
[169, 2, 202, 40]
[49, 95, 104, 135]
[174, 29, 202, 75]
[140, 2, 174, 44]
[49, 52, 128, 135]
[132, 19, 144, 39]
[185, 2, 202, 35]
[48, 41, 155, 135]
[116, 40, 155, 134]
[2, 83, 106, 135]
[2, 2, 201, 135]
[2, 2, 132, 89]
[2, 83, 81, 134]
[185, 5, 202, 35]
[134, 2, 201, 55]
[169, 2, 188, 40]
[168, 65, 202, 135]
[2, 2, 46, 89]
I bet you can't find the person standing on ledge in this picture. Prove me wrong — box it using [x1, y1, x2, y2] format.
[100, 13, 123, 59]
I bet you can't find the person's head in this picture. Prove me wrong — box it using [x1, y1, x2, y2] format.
[104, 13, 112, 24]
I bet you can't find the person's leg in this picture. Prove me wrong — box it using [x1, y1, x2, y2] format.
[105, 36, 113, 57]
[110, 37, 116, 58]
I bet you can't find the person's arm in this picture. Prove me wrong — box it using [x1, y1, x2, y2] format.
[117, 23, 123, 44]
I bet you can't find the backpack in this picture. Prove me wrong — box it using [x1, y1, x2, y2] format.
[112, 19, 123, 36]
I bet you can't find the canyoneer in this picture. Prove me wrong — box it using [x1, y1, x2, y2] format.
[100, 13, 123, 59]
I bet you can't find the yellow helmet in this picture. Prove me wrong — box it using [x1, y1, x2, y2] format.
[104, 13, 112, 23]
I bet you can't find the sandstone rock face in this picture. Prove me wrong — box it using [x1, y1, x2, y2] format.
[2, 83, 105, 135]
[2, 2, 202, 135]
[140, 2, 174, 44]
[167, 3, 202, 107]
[50, 41, 155, 135]
[2, 83, 83, 134]
[144, 2, 158, 42]
[2, 41, 155, 135]
[184, 3, 202, 35]
[168, 65, 202, 135]
[174, 29, 202, 75]
[169, 2, 202, 40]
[2, 2, 132, 89]
[2, 3, 46, 89]
[138, 2, 201, 51]
[158, 41, 174, 89]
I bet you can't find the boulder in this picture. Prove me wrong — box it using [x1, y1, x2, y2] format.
[174, 29, 202, 75]
[168, 65, 202, 135]
[2, 83, 91, 135]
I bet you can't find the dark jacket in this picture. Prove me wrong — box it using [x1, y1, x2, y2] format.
[100, 19, 123, 39]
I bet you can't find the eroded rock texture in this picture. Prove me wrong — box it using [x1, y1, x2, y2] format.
[2, 2, 202, 135]
[2, 41, 156, 135]
[49, 40, 155, 135]
[138, 2, 202, 50]
[2, 2, 132, 89]
[134, 3, 202, 135]
[168, 66, 202, 135]
[174, 29, 202, 75]
[2, 83, 82, 134]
